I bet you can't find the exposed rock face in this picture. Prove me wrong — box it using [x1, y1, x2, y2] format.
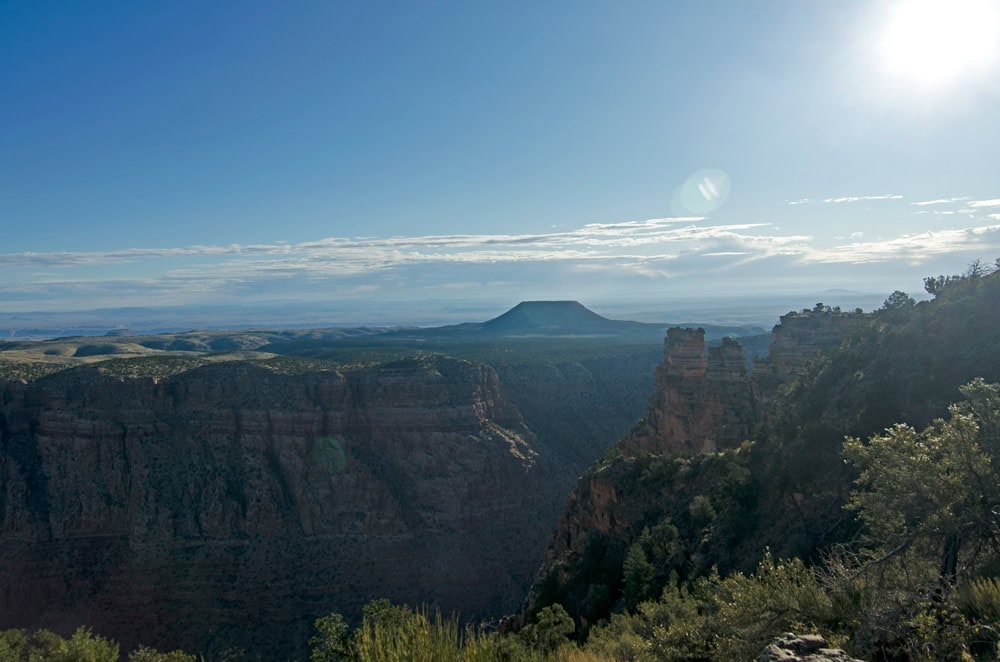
[764, 312, 856, 381]
[624, 329, 756, 455]
[0, 356, 554, 658]
[525, 310, 860, 619]
[624, 311, 856, 456]
[758, 633, 865, 662]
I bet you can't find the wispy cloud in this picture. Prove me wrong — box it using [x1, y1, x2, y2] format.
[787, 194, 903, 205]
[911, 197, 970, 206]
[806, 225, 1000, 264]
[0, 218, 707, 269]
[3, 208, 1000, 312]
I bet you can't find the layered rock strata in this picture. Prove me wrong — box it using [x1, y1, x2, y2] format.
[624, 329, 755, 455]
[0, 356, 551, 658]
[625, 310, 855, 456]
[527, 310, 859, 618]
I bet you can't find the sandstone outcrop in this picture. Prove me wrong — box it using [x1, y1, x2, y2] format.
[624, 329, 756, 455]
[758, 633, 865, 662]
[527, 310, 860, 619]
[0, 356, 554, 658]
[624, 310, 857, 456]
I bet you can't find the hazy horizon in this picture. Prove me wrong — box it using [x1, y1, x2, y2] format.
[0, 288, 898, 340]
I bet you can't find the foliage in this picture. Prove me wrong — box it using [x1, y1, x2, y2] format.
[353, 607, 462, 662]
[821, 378, 1000, 660]
[622, 545, 654, 610]
[532, 447, 759, 630]
[310, 612, 353, 662]
[707, 552, 835, 660]
[0, 627, 120, 662]
[305, 600, 603, 661]
[541, 265, 1000, 659]
[844, 379, 1000, 590]
[585, 552, 835, 661]
[0, 629, 29, 661]
[519, 605, 575, 654]
[883, 290, 916, 310]
[0, 360, 69, 382]
[0, 628, 202, 662]
[128, 646, 198, 662]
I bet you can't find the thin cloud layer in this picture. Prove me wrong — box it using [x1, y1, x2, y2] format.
[806, 226, 1000, 264]
[911, 197, 970, 206]
[787, 194, 903, 205]
[3, 199, 1000, 311]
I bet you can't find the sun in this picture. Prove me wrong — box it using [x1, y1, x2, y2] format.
[881, 0, 1000, 85]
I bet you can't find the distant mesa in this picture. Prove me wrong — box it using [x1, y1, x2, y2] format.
[480, 301, 647, 336]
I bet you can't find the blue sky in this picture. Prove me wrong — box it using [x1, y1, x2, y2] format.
[2, 1, 999, 316]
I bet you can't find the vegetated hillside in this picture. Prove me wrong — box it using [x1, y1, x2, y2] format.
[529, 268, 1000, 636]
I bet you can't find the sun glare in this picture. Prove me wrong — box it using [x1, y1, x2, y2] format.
[882, 0, 1000, 84]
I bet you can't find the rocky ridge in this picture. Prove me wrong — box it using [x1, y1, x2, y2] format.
[528, 309, 860, 619]
[624, 309, 857, 456]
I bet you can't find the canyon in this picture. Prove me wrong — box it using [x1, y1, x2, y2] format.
[530, 309, 859, 620]
[0, 301, 679, 658]
[0, 356, 555, 658]
[0, 302, 844, 657]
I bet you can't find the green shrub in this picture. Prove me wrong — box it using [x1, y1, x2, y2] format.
[28, 627, 119, 662]
[128, 646, 197, 662]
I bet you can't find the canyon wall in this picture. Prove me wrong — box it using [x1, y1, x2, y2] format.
[623, 330, 756, 455]
[528, 310, 860, 619]
[0, 356, 555, 658]
[623, 310, 856, 456]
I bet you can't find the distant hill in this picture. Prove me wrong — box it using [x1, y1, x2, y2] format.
[480, 301, 651, 336]
[401, 301, 764, 340]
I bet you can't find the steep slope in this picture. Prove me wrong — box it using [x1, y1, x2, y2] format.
[0, 355, 555, 658]
[623, 309, 858, 456]
[526, 308, 865, 626]
[528, 273, 1000, 630]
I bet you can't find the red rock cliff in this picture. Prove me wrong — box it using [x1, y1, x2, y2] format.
[525, 310, 860, 620]
[623, 311, 856, 456]
[623, 328, 755, 455]
[0, 356, 553, 658]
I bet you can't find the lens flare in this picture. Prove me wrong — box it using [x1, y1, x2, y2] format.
[673, 169, 731, 215]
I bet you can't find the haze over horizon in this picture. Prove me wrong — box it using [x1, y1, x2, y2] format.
[3, 1, 999, 315]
